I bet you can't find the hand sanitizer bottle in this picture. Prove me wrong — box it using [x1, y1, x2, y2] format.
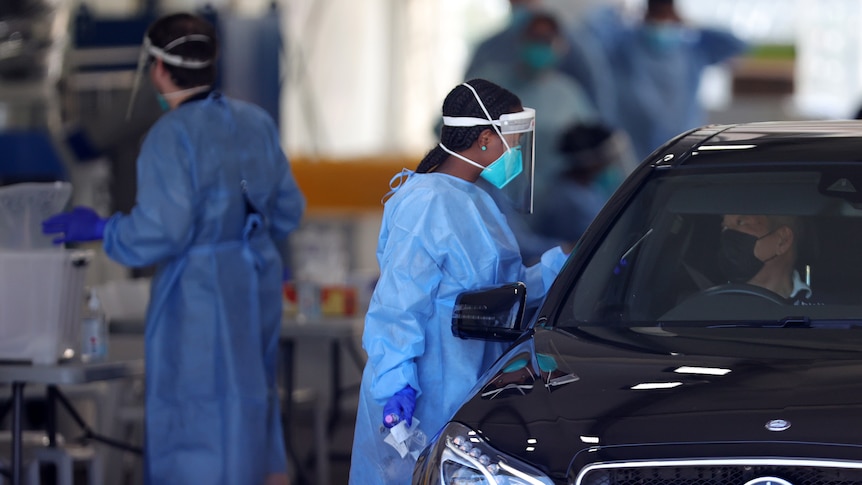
[80, 289, 108, 363]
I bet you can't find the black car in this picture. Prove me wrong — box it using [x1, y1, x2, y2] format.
[413, 121, 862, 485]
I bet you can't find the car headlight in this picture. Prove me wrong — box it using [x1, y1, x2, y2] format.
[414, 421, 553, 485]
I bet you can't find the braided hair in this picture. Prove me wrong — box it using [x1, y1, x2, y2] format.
[147, 13, 218, 89]
[416, 79, 522, 174]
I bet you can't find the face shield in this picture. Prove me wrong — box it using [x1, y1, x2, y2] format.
[125, 34, 214, 120]
[495, 107, 536, 213]
[441, 83, 536, 213]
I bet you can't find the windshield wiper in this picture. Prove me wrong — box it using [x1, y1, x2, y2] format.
[614, 228, 654, 275]
[621, 228, 654, 261]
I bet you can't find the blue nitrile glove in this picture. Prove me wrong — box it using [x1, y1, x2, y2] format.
[382, 385, 417, 428]
[42, 206, 107, 244]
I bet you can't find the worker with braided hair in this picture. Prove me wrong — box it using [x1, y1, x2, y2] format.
[349, 78, 569, 484]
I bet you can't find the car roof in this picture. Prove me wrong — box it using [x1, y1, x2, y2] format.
[650, 120, 862, 168]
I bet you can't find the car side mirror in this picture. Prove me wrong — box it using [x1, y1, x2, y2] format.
[451, 282, 527, 341]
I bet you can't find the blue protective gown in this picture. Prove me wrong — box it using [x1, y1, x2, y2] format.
[465, 14, 618, 127]
[348, 172, 567, 484]
[532, 178, 609, 244]
[585, 7, 748, 160]
[102, 92, 305, 485]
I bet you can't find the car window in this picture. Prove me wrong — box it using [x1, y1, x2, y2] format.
[557, 166, 862, 328]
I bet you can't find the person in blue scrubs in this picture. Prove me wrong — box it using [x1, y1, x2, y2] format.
[469, 10, 600, 264]
[585, 0, 748, 160]
[531, 122, 629, 244]
[466, 0, 618, 126]
[348, 79, 569, 484]
[42, 13, 304, 485]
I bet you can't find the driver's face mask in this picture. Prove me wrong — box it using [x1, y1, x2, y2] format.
[718, 227, 777, 283]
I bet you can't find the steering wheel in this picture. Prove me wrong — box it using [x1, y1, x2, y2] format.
[700, 283, 788, 305]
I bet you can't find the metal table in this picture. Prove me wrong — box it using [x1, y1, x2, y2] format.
[279, 316, 365, 484]
[279, 316, 364, 433]
[0, 359, 145, 485]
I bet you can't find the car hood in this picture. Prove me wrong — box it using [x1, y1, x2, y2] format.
[451, 324, 862, 480]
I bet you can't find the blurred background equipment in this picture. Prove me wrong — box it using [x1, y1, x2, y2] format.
[0, 0, 74, 187]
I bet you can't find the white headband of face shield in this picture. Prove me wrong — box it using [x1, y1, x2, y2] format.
[441, 84, 535, 137]
[145, 34, 214, 69]
[126, 34, 213, 120]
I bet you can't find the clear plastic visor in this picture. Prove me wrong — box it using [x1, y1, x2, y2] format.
[441, 107, 536, 213]
[500, 127, 535, 214]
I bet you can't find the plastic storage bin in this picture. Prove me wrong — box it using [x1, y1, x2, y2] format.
[0, 249, 92, 364]
[0, 181, 72, 251]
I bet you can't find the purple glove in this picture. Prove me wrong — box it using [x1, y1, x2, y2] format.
[42, 206, 107, 244]
[383, 385, 416, 428]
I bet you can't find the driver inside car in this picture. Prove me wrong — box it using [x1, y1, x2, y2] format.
[718, 214, 818, 305]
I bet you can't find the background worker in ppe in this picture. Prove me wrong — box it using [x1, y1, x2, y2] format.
[468, 10, 600, 264]
[348, 78, 569, 484]
[531, 122, 633, 244]
[584, 0, 748, 160]
[42, 13, 305, 485]
[466, 0, 618, 126]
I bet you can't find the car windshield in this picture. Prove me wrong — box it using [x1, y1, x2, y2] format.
[558, 165, 862, 329]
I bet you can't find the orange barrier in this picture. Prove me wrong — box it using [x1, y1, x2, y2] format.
[289, 156, 419, 212]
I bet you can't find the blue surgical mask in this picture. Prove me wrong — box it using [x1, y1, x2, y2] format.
[643, 24, 684, 54]
[156, 93, 171, 112]
[521, 43, 558, 71]
[437, 141, 523, 189]
[481, 146, 523, 189]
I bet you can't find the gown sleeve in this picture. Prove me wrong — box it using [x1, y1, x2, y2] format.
[262, 120, 305, 241]
[697, 27, 749, 66]
[521, 246, 569, 308]
[362, 223, 440, 403]
[103, 119, 195, 267]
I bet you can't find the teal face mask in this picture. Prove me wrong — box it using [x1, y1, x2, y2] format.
[643, 24, 684, 54]
[481, 145, 523, 189]
[521, 43, 559, 71]
[156, 94, 171, 112]
[155, 85, 211, 113]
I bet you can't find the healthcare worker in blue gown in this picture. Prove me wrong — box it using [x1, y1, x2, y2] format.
[585, 0, 748, 160]
[466, 0, 618, 127]
[348, 79, 570, 484]
[42, 13, 304, 485]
